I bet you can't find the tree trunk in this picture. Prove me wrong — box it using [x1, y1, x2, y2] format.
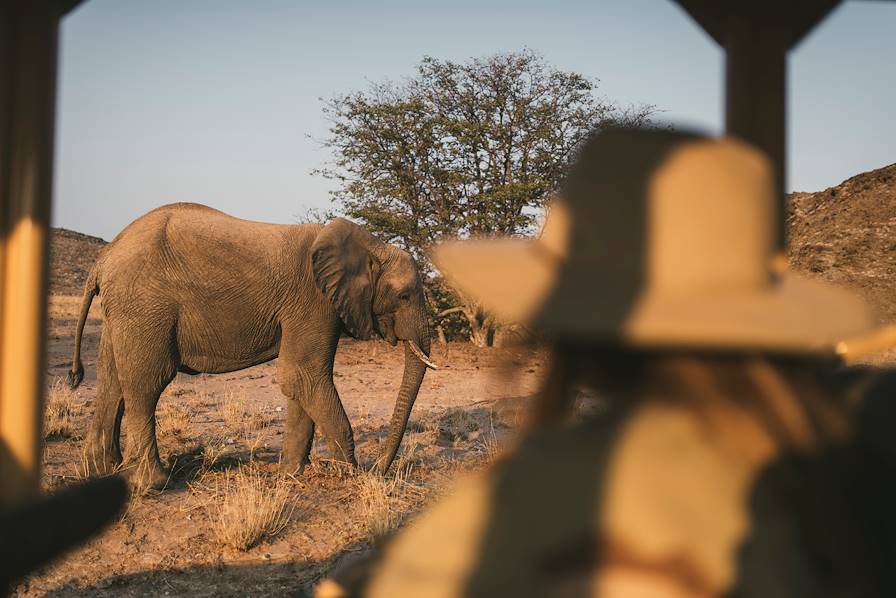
[435, 303, 497, 347]
[463, 304, 496, 348]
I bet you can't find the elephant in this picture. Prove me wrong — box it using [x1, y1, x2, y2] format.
[68, 202, 436, 489]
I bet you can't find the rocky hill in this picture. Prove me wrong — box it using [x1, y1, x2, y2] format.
[49, 228, 106, 295]
[789, 163, 896, 323]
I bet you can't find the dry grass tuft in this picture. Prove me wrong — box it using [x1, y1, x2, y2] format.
[221, 390, 245, 432]
[467, 410, 505, 463]
[45, 377, 79, 439]
[356, 448, 428, 539]
[156, 400, 194, 440]
[242, 406, 276, 440]
[476, 420, 503, 464]
[200, 436, 231, 473]
[437, 408, 479, 442]
[72, 434, 122, 481]
[212, 462, 297, 551]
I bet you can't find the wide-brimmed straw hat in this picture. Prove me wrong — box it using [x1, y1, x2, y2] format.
[431, 128, 884, 357]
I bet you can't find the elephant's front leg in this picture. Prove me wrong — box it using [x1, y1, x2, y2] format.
[279, 367, 356, 470]
[304, 379, 357, 466]
[281, 399, 315, 473]
[277, 324, 356, 470]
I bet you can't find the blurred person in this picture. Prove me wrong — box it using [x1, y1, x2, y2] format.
[316, 128, 896, 597]
[0, 476, 127, 594]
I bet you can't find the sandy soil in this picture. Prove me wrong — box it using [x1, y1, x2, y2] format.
[17, 296, 546, 597]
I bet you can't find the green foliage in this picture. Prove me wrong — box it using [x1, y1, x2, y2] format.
[317, 50, 655, 344]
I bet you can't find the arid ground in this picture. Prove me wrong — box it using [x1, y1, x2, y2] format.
[15, 162, 896, 596]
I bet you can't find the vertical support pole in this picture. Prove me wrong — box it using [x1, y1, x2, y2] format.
[724, 18, 789, 253]
[0, 1, 60, 505]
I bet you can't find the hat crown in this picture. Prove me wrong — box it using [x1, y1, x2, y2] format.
[646, 140, 774, 294]
[555, 130, 775, 296]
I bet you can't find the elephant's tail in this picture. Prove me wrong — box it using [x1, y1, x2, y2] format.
[69, 263, 100, 389]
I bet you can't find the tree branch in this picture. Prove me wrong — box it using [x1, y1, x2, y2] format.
[435, 306, 467, 319]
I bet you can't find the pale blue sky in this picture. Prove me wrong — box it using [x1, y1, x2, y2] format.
[54, 0, 895, 240]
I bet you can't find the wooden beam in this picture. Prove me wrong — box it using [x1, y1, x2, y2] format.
[56, 0, 86, 17]
[675, 0, 842, 49]
[0, 1, 60, 506]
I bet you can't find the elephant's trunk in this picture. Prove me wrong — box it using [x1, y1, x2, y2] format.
[375, 315, 431, 475]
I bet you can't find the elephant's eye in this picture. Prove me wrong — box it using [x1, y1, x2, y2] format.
[398, 291, 411, 302]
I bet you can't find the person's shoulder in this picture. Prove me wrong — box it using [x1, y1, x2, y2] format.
[597, 397, 779, 595]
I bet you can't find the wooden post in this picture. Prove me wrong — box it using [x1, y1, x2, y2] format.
[724, 18, 789, 251]
[673, 0, 842, 253]
[0, 1, 61, 505]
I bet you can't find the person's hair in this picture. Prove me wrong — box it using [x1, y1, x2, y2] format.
[529, 342, 856, 451]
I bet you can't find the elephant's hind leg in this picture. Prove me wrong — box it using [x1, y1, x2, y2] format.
[84, 330, 125, 476]
[113, 327, 178, 491]
[119, 382, 173, 491]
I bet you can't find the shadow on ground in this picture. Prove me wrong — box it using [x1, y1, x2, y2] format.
[34, 541, 372, 598]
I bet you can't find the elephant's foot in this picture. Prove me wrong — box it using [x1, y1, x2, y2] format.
[279, 450, 310, 475]
[279, 458, 307, 475]
[81, 441, 123, 477]
[122, 456, 169, 493]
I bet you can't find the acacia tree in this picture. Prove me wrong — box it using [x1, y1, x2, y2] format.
[317, 50, 654, 346]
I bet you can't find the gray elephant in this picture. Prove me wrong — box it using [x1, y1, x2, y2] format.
[68, 202, 436, 489]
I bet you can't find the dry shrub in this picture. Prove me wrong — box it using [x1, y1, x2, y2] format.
[213, 463, 297, 551]
[221, 390, 245, 431]
[476, 418, 503, 463]
[72, 433, 122, 481]
[356, 473, 401, 539]
[242, 406, 276, 436]
[356, 449, 427, 539]
[45, 378, 78, 439]
[240, 405, 277, 459]
[307, 458, 356, 480]
[476, 409, 504, 463]
[200, 436, 230, 473]
[437, 408, 479, 442]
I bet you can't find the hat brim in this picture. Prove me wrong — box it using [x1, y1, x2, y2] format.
[431, 239, 560, 324]
[431, 239, 879, 356]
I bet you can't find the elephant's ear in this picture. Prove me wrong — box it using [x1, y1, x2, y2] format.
[311, 218, 376, 340]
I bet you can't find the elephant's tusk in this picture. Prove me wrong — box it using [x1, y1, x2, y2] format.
[407, 340, 439, 370]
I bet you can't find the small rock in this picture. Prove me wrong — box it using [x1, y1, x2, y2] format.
[275, 406, 283, 412]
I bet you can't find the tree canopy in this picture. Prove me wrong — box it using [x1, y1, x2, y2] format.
[317, 50, 655, 345]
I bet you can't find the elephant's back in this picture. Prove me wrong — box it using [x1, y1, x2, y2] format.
[97, 202, 318, 301]
[108, 202, 292, 247]
[103, 202, 313, 264]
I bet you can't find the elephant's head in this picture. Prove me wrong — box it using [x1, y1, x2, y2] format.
[311, 218, 436, 474]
